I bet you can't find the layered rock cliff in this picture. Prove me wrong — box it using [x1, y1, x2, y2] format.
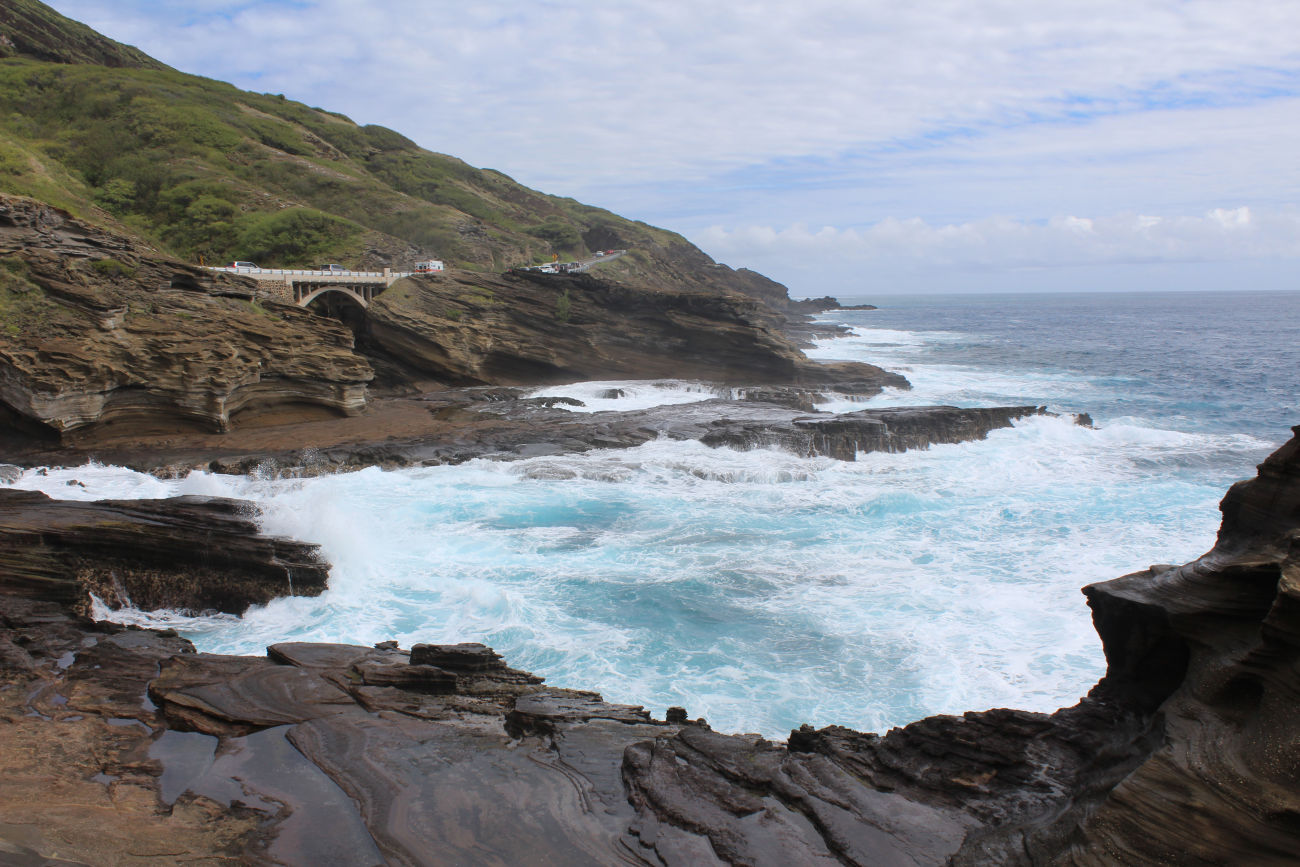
[2, 193, 891, 452]
[364, 268, 900, 389]
[0, 488, 328, 613]
[0, 195, 373, 441]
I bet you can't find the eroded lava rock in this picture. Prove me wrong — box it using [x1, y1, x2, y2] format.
[0, 195, 373, 441]
[364, 268, 905, 391]
[0, 488, 327, 612]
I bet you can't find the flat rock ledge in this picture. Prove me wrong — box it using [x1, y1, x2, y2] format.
[0, 428, 1297, 864]
[212, 400, 1051, 477]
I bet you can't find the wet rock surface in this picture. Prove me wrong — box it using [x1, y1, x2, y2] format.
[1, 388, 1047, 477]
[0, 428, 1297, 863]
[417, 398, 1045, 467]
[0, 489, 327, 612]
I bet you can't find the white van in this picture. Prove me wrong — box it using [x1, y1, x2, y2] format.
[319, 263, 347, 273]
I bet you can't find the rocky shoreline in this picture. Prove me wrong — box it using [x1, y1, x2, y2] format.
[1, 389, 1052, 477]
[5, 8, 1294, 861]
[4, 191, 1294, 862]
[2, 422, 1298, 864]
[0, 195, 900, 451]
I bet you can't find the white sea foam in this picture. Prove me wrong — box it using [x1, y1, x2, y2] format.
[16, 414, 1245, 738]
[524, 379, 723, 413]
[807, 326, 1098, 412]
[12, 313, 1276, 738]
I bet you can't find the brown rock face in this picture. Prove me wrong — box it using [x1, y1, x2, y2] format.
[0, 488, 328, 613]
[620, 428, 1300, 864]
[1063, 427, 1300, 864]
[364, 268, 906, 390]
[0, 195, 373, 442]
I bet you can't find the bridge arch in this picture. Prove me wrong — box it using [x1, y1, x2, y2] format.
[297, 285, 370, 309]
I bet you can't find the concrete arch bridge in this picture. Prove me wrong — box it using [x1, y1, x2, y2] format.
[206, 266, 418, 309]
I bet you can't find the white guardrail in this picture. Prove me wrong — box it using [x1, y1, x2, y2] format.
[205, 267, 415, 279]
[208, 252, 622, 280]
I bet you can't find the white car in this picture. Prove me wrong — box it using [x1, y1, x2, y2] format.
[319, 263, 346, 272]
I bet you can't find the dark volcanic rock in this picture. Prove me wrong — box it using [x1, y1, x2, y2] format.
[700, 405, 1048, 461]
[0, 489, 327, 612]
[732, 385, 824, 412]
[3, 406, 1298, 862]
[788, 294, 847, 312]
[150, 653, 359, 736]
[380, 398, 1047, 469]
[267, 641, 398, 671]
[410, 641, 506, 671]
[619, 426, 1300, 865]
[0, 594, 271, 861]
[506, 691, 653, 737]
[353, 659, 457, 694]
[1056, 427, 1300, 865]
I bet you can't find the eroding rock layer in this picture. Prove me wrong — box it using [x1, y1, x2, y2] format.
[0, 195, 373, 440]
[0, 488, 327, 612]
[364, 269, 905, 391]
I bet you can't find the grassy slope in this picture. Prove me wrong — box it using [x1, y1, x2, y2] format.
[0, 0, 775, 299]
[0, 0, 166, 70]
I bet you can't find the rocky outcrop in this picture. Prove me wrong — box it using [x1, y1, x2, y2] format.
[0, 488, 327, 612]
[0, 195, 374, 441]
[0, 583, 678, 865]
[364, 268, 905, 391]
[697, 405, 1047, 461]
[620, 427, 1300, 864]
[187, 399, 1041, 474]
[440, 399, 1044, 465]
[1055, 428, 1300, 864]
[1, 429, 1299, 863]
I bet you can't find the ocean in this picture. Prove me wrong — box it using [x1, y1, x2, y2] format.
[12, 289, 1298, 738]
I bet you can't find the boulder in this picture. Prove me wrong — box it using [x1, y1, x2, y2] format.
[409, 642, 506, 672]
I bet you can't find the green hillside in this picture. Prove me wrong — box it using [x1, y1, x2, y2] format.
[0, 0, 789, 303]
[0, 0, 165, 70]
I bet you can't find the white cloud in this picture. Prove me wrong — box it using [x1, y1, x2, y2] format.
[700, 207, 1300, 268]
[41, 1, 1300, 292]
[695, 207, 1300, 294]
[50, 1, 1300, 186]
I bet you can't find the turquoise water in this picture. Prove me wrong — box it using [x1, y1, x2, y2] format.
[14, 290, 1296, 737]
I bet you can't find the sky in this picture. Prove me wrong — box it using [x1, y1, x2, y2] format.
[48, 0, 1300, 296]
